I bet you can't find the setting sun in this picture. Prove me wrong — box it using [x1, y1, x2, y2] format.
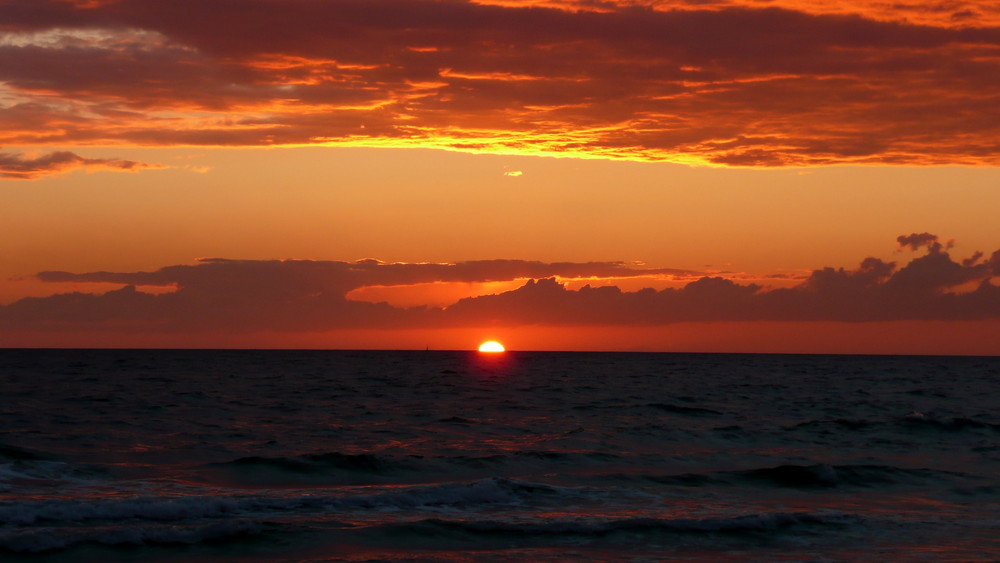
[478, 341, 506, 353]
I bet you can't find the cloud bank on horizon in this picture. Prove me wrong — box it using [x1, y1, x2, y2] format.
[2, 0, 1000, 174]
[2, 234, 998, 333]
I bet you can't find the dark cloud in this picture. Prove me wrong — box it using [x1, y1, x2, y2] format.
[447, 240, 1000, 324]
[11, 259, 694, 331]
[897, 232, 941, 252]
[0, 150, 158, 179]
[473, 1, 1000, 29]
[35, 258, 694, 292]
[1, 1, 999, 165]
[2, 235, 998, 332]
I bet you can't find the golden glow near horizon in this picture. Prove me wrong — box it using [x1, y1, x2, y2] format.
[478, 341, 506, 353]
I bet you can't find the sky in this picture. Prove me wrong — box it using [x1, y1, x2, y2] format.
[1, 0, 999, 354]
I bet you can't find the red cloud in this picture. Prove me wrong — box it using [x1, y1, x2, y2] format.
[1, 1, 999, 165]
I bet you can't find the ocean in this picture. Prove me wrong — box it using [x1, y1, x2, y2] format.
[1, 349, 999, 561]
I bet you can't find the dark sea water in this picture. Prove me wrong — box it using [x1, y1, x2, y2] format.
[2, 349, 1000, 562]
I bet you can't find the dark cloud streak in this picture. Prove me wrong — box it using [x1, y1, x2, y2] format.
[0, 150, 158, 179]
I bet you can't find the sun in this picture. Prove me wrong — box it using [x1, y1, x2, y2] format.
[478, 341, 506, 353]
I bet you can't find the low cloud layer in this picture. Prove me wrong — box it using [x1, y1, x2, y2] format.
[0, 150, 156, 179]
[2, 235, 997, 333]
[1, 1, 999, 166]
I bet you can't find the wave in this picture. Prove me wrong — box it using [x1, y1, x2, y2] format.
[1, 505, 861, 554]
[0, 445, 51, 462]
[0, 461, 102, 491]
[789, 418, 874, 431]
[646, 403, 723, 416]
[201, 450, 622, 486]
[0, 477, 565, 528]
[1, 520, 265, 553]
[0, 452, 109, 491]
[569, 402, 723, 416]
[790, 414, 1000, 434]
[201, 452, 421, 486]
[210, 452, 410, 475]
[372, 511, 860, 542]
[343, 476, 565, 510]
[900, 412, 1000, 432]
[450, 450, 620, 468]
[635, 463, 971, 489]
[437, 416, 474, 424]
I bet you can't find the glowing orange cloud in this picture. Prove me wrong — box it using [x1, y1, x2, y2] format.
[1, 0, 999, 169]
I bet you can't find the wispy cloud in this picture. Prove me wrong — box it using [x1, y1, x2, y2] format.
[1, 1, 998, 166]
[0, 150, 159, 179]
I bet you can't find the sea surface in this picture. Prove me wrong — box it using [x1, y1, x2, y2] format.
[1, 349, 999, 561]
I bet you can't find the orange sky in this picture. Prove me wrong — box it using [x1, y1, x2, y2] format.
[1, 0, 999, 354]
